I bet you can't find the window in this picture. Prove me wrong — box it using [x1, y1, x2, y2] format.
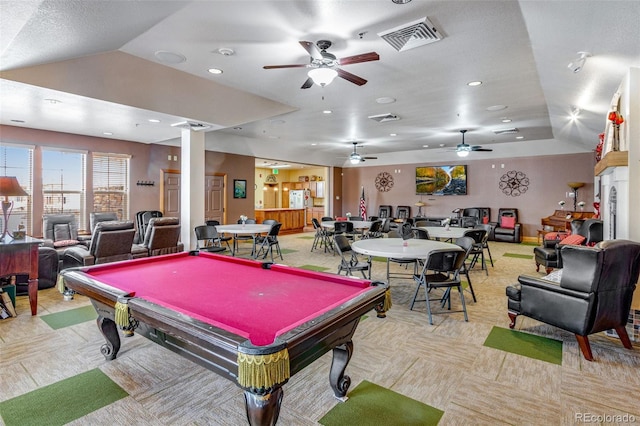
[93, 153, 130, 219]
[42, 148, 86, 229]
[0, 144, 33, 234]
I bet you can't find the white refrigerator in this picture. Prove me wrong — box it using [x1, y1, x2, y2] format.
[289, 190, 305, 209]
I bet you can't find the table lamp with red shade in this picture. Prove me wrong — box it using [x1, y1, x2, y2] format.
[0, 176, 28, 241]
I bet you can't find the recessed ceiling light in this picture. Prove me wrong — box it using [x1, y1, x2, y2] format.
[516, 136, 524, 139]
[487, 105, 507, 111]
[323, 110, 332, 114]
[155, 50, 186, 64]
[103, 132, 113, 136]
[311, 143, 317, 146]
[208, 68, 223, 75]
[501, 118, 512, 123]
[376, 96, 396, 104]
[216, 48, 235, 56]
[467, 81, 482, 86]
[423, 145, 429, 148]
[439, 143, 445, 147]
[148, 119, 160, 123]
[390, 133, 397, 136]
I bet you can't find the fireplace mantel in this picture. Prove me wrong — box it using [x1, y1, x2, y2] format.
[595, 151, 629, 176]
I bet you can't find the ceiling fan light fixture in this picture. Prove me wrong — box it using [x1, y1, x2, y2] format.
[456, 149, 470, 158]
[308, 68, 338, 87]
[349, 154, 362, 164]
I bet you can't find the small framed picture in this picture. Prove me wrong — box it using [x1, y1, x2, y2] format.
[234, 179, 247, 199]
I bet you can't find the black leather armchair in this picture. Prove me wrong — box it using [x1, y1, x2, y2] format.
[62, 221, 136, 268]
[534, 219, 603, 274]
[462, 207, 490, 227]
[396, 206, 411, 220]
[489, 208, 521, 243]
[378, 205, 392, 219]
[131, 217, 183, 258]
[507, 240, 640, 361]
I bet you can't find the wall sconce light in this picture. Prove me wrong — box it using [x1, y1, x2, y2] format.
[567, 51, 591, 73]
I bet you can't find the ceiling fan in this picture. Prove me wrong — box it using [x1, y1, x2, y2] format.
[455, 129, 493, 157]
[263, 40, 379, 89]
[348, 142, 378, 164]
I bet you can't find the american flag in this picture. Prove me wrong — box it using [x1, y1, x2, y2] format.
[359, 187, 367, 220]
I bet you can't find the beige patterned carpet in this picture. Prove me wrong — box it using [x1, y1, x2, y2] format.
[1, 232, 639, 425]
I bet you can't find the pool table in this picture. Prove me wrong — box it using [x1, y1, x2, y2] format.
[61, 251, 388, 426]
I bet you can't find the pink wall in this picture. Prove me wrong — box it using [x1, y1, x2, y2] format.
[341, 153, 596, 238]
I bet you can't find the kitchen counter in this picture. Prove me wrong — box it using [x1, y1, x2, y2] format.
[255, 208, 305, 234]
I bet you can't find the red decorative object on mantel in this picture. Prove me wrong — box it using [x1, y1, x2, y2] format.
[595, 132, 604, 162]
[593, 202, 600, 219]
[608, 110, 625, 151]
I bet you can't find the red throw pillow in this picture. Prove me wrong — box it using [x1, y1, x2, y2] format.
[500, 216, 516, 229]
[558, 234, 586, 246]
[53, 239, 80, 248]
[544, 232, 569, 241]
[482, 216, 489, 224]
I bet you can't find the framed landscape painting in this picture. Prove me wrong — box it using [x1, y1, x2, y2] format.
[416, 165, 467, 195]
[234, 179, 247, 198]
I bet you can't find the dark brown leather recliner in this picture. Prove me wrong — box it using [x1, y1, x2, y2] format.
[489, 208, 521, 243]
[131, 217, 183, 258]
[534, 219, 603, 274]
[462, 207, 490, 227]
[62, 221, 136, 268]
[507, 240, 640, 361]
[378, 205, 392, 219]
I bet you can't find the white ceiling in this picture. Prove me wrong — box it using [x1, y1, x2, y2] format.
[1, 0, 639, 167]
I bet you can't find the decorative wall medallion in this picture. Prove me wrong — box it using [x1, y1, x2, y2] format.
[499, 170, 529, 197]
[375, 171, 394, 192]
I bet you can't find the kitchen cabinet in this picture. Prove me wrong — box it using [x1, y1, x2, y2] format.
[315, 181, 325, 198]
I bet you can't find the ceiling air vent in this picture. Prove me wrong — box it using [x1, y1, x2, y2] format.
[368, 113, 400, 123]
[171, 121, 211, 131]
[493, 128, 519, 135]
[378, 17, 443, 52]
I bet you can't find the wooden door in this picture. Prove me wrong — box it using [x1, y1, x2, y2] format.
[205, 175, 225, 223]
[163, 171, 181, 217]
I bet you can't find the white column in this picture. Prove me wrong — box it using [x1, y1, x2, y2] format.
[180, 129, 205, 251]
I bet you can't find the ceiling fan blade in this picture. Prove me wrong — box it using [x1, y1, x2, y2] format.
[263, 64, 309, 69]
[301, 77, 314, 89]
[336, 68, 367, 86]
[299, 41, 323, 59]
[363, 156, 378, 160]
[472, 147, 493, 152]
[338, 52, 379, 66]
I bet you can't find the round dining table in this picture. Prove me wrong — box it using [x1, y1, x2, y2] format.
[417, 226, 468, 241]
[351, 238, 462, 283]
[320, 220, 372, 230]
[215, 224, 272, 257]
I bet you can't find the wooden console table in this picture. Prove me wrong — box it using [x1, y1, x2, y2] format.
[0, 236, 43, 315]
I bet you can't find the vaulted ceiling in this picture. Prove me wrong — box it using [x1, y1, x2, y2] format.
[1, 1, 639, 167]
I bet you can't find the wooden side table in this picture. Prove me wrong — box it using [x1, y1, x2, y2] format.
[0, 236, 43, 315]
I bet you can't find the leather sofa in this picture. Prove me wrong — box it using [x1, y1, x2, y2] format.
[14, 246, 59, 294]
[489, 208, 521, 243]
[534, 219, 603, 274]
[507, 240, 640, 361]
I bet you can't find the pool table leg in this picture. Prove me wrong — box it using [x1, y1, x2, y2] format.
[97, 315, 121, 361]
[329, 341, 353, 400]
[244, 387, 283, 426]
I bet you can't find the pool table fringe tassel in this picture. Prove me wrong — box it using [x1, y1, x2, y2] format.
[114, 301, 130, 327]
[56, 275, 66, 293]
[237, 349, 290, 390]
[383, 289, 392, 312]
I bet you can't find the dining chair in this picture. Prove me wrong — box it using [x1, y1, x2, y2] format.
[410, 248, 468, 325]
[474, 224, 494, 268]
[362, 220, 383, 239]
[234, 218, 257, 254]
[254, 223, 283, 262]
[194, 225, 227, 253]
[334, 235, 371, 279]
[205, 220, 232, 251]
[454, 236, 477, 302]
[462, 228, 488, 275]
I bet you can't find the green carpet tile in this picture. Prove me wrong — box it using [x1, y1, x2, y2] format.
[39, 305, 98, 330]
[299, 264, 332, 272]
[0, 369, 128, 426]
[520, 241, 539, 246]
[319, 380, 443, 426]
[483, 326, 563, 365]
[503, 252, 534, 259]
